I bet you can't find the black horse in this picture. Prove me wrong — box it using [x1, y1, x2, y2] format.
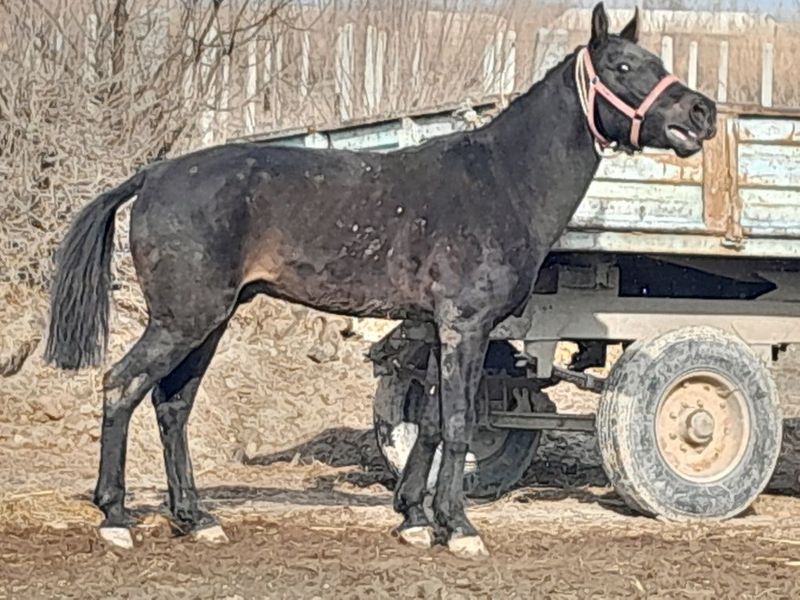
[45, 3, 716, 557]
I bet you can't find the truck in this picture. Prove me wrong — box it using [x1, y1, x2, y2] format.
[258, 98, 800, 522]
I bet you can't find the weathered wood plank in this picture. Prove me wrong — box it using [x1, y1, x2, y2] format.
[571, 181, 705, 232]
[738, 143, 800, 188]
[702, 114, 730, 232]
[741, 188, 800, 237]
[595, 151, 703, 185]
[717, 40, 729, 103]
[737, 118, 800, 143]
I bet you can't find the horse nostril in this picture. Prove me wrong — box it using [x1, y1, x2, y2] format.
[690, 100, 714, 131]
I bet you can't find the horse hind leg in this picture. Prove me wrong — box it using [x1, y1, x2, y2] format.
[151, 320, 229, 543]
[94, 316, 228, 549]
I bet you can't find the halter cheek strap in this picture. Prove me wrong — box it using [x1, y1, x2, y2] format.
[578, 47, 680, 150]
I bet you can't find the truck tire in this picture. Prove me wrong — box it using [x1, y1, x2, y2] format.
[373, 340, 552, 499]
[597, 326, 783, 521]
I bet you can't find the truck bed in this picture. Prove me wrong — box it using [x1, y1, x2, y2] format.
[257, 107, 800, 260]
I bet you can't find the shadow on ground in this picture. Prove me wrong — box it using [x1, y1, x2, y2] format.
[88, 418, 800, 519]
[241, 416, 800, 501]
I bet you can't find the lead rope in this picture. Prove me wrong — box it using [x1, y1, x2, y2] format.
[574, 49, 621, 159]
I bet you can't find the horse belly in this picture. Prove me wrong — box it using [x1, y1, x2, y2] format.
[242, 229, 430, 319]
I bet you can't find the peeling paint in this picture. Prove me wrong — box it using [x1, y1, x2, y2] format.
[262, 111, 800, 259]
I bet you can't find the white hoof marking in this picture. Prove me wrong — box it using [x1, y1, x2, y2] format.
[99, 527, 134, 550]
[448, 534, 489, 559]
[193, 524, 229, 545]
[398, 526, 435, 549]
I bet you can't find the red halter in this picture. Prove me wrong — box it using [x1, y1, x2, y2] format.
[578, 47, 680, 150]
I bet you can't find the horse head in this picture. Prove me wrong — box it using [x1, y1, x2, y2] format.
[578, 3, 717, 157]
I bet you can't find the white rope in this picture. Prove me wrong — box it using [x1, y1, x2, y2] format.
[574, 48, 620, 159]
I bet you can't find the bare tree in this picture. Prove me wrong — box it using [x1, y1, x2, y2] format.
[0, 0, 290, 294]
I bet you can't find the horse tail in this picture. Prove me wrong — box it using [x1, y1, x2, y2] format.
[44, 170, 147, 370]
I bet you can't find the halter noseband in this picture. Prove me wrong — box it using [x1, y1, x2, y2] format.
[576, 47, 680, 152]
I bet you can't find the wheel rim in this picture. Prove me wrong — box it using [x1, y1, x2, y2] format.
[655, 371, 751, 484]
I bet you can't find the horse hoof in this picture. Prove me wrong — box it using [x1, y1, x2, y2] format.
[99, 527, 134, 550]
[192, 524, 229, 545]
[448, 534, 489, 559]
[397, 526, 435, 549]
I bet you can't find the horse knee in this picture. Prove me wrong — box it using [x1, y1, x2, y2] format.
[103, 373, 150, 419]
[417, 412, 440, 441]
[442, 412, 475, 445]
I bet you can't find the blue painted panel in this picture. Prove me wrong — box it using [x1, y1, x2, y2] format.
[571, 181, 705, 232]
[738, 143, 800, 189]
[256, 112, 800, 257]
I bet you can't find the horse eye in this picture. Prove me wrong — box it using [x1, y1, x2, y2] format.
[618, 63, 630, 73]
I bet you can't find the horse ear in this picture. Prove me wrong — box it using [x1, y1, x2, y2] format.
[590, 2, 609, 48]
[620, 7, 640, 43]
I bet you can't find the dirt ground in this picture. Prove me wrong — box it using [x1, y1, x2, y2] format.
[4, 287, 800, 599]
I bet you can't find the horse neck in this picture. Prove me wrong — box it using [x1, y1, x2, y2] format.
[481, 52, 602, 237]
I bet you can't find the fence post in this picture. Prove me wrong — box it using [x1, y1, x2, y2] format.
[300, 31, 311, 98]
[218, 54, 230, 141]
[388, 30, 400, 111]
[502, 30, 517, 95]
[182, 20, 195, 103]
[83, 12, 99, 86]
[482, 34, 496, 95]
[532, 28, 567, 83]
[717, 40, 728, 103]
[761, 42, 774, 108]
[661, 35, 673, 73]
[199, 22, 218, 146]
[687, 40, 698, 89]
[335, 22, 354, 121]
[244, 40, 258, 134]
[364, 25, 385, 113]
[263, 35, 284, 129]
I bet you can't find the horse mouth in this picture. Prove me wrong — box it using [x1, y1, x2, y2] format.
[666, 124, 703, 155]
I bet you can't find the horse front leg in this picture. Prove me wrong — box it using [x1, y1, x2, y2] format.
[432, 317, 491, 559]
[393, 345, 441, 548]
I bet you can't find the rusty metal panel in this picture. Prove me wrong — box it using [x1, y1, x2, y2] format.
[702, 114, 730, 233]
[724, 118, 744, 245]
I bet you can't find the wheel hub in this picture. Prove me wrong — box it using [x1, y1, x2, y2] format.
[655, 371, 751, 483]
[683, 409, 714, 445]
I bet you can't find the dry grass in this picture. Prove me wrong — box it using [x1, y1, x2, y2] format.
[1, 1, 798, 529]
